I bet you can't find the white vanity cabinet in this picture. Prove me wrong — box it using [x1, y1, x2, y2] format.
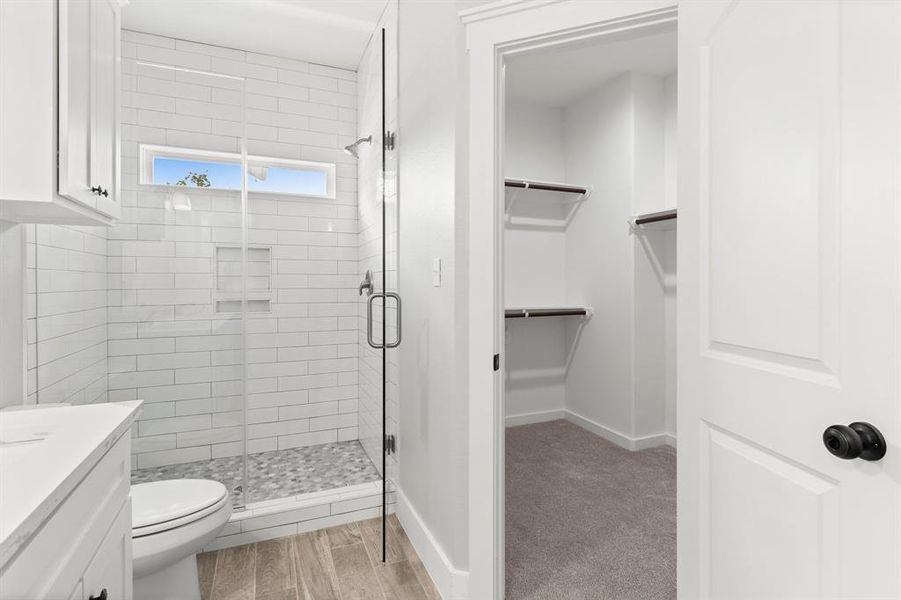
[0, 0, 120, 226]
[81, 500, 133, 600]
[0, 402, 141, 600]
[0, 434, 132, 600]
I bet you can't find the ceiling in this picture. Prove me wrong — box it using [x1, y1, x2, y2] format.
[505, 26, 677, 108]
[121, 0, 389, 71]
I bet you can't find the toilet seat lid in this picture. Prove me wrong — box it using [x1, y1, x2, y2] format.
[132, 479, 228, 529]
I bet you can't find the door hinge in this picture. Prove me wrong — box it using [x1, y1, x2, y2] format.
[384, 434, 396, 455]
[385, 130, 396, 151]
[493, 354, 500, 371]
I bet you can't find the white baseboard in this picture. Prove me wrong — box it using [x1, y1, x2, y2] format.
[395, 488, 469, 599]
[504, 408, 565, 428]
[564, 409, 674, 451]
[505, 408, 677, 451]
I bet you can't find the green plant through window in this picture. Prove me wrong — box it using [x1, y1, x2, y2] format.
[168, 170, 212, 188]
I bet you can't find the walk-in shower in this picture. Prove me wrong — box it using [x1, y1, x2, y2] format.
[27, 1, 400, 554]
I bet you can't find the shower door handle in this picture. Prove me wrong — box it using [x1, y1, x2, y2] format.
[366, 292, 381, 348]
[385, 292, 402, 349]
[367, 292, 402, 349]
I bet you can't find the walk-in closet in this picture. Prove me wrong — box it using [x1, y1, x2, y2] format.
[502, 23, 678, 600]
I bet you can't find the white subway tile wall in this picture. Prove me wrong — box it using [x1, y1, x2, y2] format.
[25, 225, 110, 406]
[114, 31, 360, 469]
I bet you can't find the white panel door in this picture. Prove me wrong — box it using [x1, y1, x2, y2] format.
[678, 1, 901, 598]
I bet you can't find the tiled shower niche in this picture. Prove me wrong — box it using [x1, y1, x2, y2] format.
[215, 246, 272, 313]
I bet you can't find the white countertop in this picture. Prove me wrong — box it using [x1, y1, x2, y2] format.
[0, 401, 142, 569]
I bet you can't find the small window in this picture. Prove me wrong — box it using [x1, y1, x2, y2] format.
[140, 145, 336, 199]
[153, 156, 241, 189]
[246, 159, 330, 196]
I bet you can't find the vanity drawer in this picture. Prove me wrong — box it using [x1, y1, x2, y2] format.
[0, 433, 131, 599]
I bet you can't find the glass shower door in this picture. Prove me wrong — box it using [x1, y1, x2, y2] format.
[359, 15, 399, 561]
[109, 61, 248, 510]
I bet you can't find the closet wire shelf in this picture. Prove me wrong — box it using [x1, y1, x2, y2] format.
[504, 178, 589, 195]
[504, 178, 591, 229]
[630, 208, 677, 227]
[505, 307, 592, 319]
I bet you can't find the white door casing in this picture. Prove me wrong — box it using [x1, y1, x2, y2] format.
[678, 1, 901, 598]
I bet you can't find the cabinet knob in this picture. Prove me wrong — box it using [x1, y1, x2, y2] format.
[89, 589, 108, 600]
[90, 186, 109, 197]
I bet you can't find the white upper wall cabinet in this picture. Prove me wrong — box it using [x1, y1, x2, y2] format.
[0, 0, 120, 225]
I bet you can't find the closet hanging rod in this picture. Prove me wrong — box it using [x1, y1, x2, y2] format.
[504, 178, 589, 195]
[505, 308, 590, 319]
[632, 208, 677, 226]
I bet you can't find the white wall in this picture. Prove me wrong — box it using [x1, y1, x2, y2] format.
[0, 222, 26, 409]
[632, 73, 668, 439]
[663, 227, 676, 440]
[503, 101, 567, 307]
[1, 221, 109, 410]
[503, 101, 568, 420]
[501, 69, 677, 447]
[663, 72, 677, 210]
[563, 73, 636, 435]
[634, 227, 668, 439]
[27, 224, 109, 407]
[504, 101, 566, 183]
[396, 0, 469, 577]
[663, 72, 677, 439]
[566, 71, 675, 445]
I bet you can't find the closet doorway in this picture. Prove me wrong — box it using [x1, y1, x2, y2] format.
[501, 21, 677, 600]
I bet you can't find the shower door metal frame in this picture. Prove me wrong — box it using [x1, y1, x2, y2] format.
[380, 26, 388, 562]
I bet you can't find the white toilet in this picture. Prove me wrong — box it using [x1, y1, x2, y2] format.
[131, 479, 233, 600]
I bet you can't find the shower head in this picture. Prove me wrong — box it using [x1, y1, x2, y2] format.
[343, 135, 372, 158]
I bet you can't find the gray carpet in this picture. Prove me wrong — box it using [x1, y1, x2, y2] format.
[505, 420, 676, 600]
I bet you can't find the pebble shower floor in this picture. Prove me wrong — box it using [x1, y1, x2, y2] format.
[131, 440, 381, 507]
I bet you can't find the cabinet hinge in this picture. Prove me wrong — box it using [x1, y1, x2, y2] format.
[384, 434, 396, 455]
[493, 354, 500, 371]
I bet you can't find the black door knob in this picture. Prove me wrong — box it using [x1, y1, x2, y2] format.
[822, 422, 886, 461]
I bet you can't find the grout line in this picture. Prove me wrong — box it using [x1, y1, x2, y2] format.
[250, 543, 258, 600]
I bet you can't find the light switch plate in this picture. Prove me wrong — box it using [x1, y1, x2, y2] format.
[432, 258, 442, 287]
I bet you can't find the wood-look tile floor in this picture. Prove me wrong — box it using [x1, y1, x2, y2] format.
[197, 515, 441, 600]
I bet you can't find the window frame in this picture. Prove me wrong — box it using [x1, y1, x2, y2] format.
[139, 144, 337, 199]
